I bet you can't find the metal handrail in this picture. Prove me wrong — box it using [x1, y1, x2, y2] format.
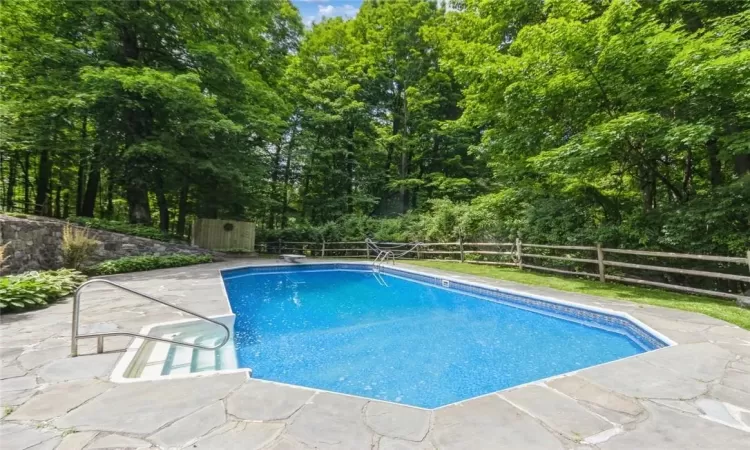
[71, 279, 230, 357]
[373, 250, 395, 271]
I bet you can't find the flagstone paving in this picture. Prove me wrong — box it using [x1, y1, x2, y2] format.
[1, 260, 749, 449]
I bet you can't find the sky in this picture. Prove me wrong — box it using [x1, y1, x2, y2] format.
[292, 0, 363, 26]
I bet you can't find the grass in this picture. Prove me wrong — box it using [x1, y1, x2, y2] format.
[405, 260, 750, 330]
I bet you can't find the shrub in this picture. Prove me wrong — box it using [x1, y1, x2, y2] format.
[68, 217, 185, 242]
[215, 248, 254, 254]
[86, 254, 212, 275]
[62, 223, 99, 270]
[0, 269, 86, 312]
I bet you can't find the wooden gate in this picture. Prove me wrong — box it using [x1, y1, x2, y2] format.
[191, 218, 255, 251]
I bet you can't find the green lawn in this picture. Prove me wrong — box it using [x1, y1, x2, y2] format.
[404, 260, 750, 330]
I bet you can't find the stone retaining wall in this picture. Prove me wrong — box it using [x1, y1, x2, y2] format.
[0, 215, 212, 274]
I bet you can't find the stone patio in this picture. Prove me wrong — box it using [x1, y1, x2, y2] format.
[1, 259, 749, 449]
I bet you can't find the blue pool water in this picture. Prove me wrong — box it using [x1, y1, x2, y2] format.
[223, 268, 647, 408]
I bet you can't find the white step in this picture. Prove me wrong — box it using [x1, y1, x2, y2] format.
[140, 333, 178, 378]
[167, 336, 198, 375]
[193, 336, 220, 372]
[218, 340, 237, 370]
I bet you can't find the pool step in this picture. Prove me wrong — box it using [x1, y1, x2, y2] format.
[129, 320, 237, 379]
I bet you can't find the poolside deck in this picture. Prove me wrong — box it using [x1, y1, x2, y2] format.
[1, 259, 749, 449]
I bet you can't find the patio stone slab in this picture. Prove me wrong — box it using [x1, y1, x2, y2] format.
[0, 346, 25, 363]
[17, 345, 71, 370]
[1, 374, 38, 391]
[364, 401, 431, 442]
[37, 353, 121, 382]
[226, 379, 315, 421]
[0, 388, 36, 407]
[598, 402, 749, 450]
[639, 342, 734, 382]
[694, 398, 744, 428]
[54, 373, 246, 434]
[0, 423, 60, 450]
[430, 395, 564, 450]
[266, 435, 316, 450]
[500, 385, 612, 440]
[55, 431, 99, 450]
[730, 359, 750, 373]
[8, 379, 112, 421]
[1, 363, 26, 379]
[721, 370, 750, 394]
[580, 357, 707, 400]
[709, 385, 750, 410]
[379, 436, 436, 450]
[546, 375, 643, 423]
[192, 422, 285, 449]
[149, 400, 225, 448]
[285, 392, 373, 450]
[88, 433, 152, 449]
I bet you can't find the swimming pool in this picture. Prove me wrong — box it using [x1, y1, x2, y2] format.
[221, 263, 670, 408]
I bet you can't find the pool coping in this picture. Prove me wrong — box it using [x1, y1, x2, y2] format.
[110, 260, 675, 410]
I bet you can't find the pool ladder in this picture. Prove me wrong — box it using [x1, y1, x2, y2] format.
[373, 250, 395, 273]
[71, 279, 230, 357]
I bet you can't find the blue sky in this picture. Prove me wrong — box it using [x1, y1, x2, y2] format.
[292, 0, 363, 26]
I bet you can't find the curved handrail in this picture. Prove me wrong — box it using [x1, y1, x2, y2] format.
[71, 279, 230, 357]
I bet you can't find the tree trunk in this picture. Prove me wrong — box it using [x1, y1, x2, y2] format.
[62, 190, 70, 218]
[34, 149, 52, 215]
[80, 146, 100, 217]
[267, 143, 282, 229]
[126, 184, 152, 224]
[399, 83, 410, 213]
[155, 177, 169, 232]
[281, 142, 294, 228]
[639, 166, 655, 212]
[176, 181, 189, 237]
[6, 154, 16, 211]
[76, 116, 88, 216]
[23, 152, 30, 213]
[682, 148, 693, 200]
[706, 138, 722, 186]
[54, 184, 61, 218]
[105, 179, 114, 218]
[734, 154, 750, 176]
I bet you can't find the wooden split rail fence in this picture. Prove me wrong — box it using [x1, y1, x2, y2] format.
[256, 239, 750, 306]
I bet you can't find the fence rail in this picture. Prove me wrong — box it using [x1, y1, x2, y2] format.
[256, 239, 750, 306]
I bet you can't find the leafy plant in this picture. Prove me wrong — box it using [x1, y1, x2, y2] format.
[0, 269, 86, 312]
[62, 223, 99, 270]
[86, 254, 212, 276]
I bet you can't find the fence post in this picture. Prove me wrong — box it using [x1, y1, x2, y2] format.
[597, 243, 606, 282]
[367, 242, 371, 260]
[516, 238, 523, 269]
[459, 237, 465, 263]
[277, 238, 282, 255]
[747, 250, 750, 275]
[417, 243, 422, 260]
[321, 238, 326, 258]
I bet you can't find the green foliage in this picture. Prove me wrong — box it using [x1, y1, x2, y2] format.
[61, 224, 99, 270]
[69, 217, 182, 242]
[2, 0, 749, 259]
[86, 254, 212, 276]
[0, 269, 86, 312]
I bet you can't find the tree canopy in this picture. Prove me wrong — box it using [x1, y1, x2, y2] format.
[1, 0, 748, 255]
